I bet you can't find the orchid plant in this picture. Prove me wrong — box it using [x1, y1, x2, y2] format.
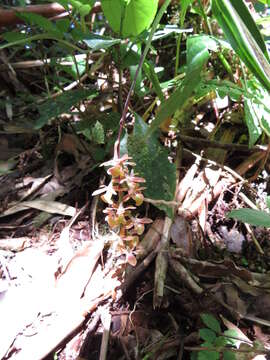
[93, 154, 152, 266]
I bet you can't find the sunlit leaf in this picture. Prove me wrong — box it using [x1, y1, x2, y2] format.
[101, 0, 158, 38]
[83, 34, 121, 51]
[147, 35, 210, 135]
[228, 208, 270, 227]
[212, 0, 270, 92]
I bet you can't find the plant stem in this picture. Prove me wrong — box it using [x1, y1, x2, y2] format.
[0, 33, 86, 53]
[114, 0, 172, 158]
[174, 32, 182, 78]
[198, 0, 234, 81]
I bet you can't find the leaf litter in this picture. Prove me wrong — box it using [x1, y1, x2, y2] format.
[1, 3, 270, 360]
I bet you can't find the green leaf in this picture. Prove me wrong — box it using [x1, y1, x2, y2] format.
[261, 115, 270, 137]
[181, 0, 195, 26]
[214, 336, 228, 347]
[244, 77, 270, 146]
[223, 351, 236, 360]
[147, 35, 210, 135]
[199, 329, 217, 343]
[56, 19, 70, 33]
[198, 349, 219, 360]
[126, 114, 176, 218]
[58, 56, 86, 80]
[244, 97, 262, 147]
[230, 0, 269, 59]
[91, 121, 105, 144]
[83, 34, 121, 51]
[228, 208, 270, 227]
[212, 0, 270, 92]
[223, 330, 239, 346]
[144, 61, 165, 102]
[18, 12, 62, 38]
[2, 32, 26, 43]
[199, 79, 243, 101]
[101, 0, 159, 38]
[36, 89, 98, 129]
[200, 314, 221, 333]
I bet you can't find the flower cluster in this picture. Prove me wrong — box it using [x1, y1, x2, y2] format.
[93, 154, 152, 266]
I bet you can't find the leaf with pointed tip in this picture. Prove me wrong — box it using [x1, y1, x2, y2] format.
[212, 0, 270, 92]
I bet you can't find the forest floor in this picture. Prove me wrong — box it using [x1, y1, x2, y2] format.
[1, 3, 270, 360]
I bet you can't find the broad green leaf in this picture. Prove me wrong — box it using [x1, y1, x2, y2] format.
[18, 12, 62, 38]
[244, 98, 262, 147]
[200, 314, 221, 333]
[144, 61, 165, 102]
[147, 35, 210, 135]
[91, 121, 105, 144]
[126, 114, 176, 218]
[198, 349, 219, 360]
[223, 330, 239, 346]
[212, 0, 270, 92]
[199, 79, 243, 101]
[230, 0, 269, 60]
[181, 0, 194, 23]
[261, 115, 270, 137]
[56, 19, 70, 33]
[83, 34, 121, 51]
[36, 89, 98, 129]
[244, 78, 270, 146]
[199, 329, 216, 343]
[223, 351, 236, 360]
[2, 32, 26, 43]
[228, 208, 270, 227]
[214, 336, 228, 347]
[101, 0, 158, 38]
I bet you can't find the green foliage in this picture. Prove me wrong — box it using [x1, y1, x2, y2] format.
[192, 314, 237, 360]
[228, 208, 270, 228]
[147, 35, 210, 135]
[36, 89, 98, 129]
[122, 114, 176, 218]
[200, 314, 221, 333]
[244, 77, 270, 146]
[199, 328, 217, 343]
[83, 34, 121, 51]
[18, 12, 63, 38]
[212, 0, 270, 92]
[101, 0, 158, 38]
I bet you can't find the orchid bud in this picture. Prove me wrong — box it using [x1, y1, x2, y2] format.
[132, 193, 144, 206]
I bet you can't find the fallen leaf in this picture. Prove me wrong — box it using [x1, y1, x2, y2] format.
[0, 199, 76, 218]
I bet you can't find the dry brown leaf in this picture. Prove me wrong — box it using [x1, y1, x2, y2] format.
[0, 199, 76, 218]
[55, 239, 104, 303]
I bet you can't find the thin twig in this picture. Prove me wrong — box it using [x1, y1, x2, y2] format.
[178, 134, 267, 153]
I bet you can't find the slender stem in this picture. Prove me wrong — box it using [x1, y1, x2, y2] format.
[0, 33, 86, 53]
[198, 0, 234, 80]
[174, 32, 182, 77]
[114, 0, 172, 158]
